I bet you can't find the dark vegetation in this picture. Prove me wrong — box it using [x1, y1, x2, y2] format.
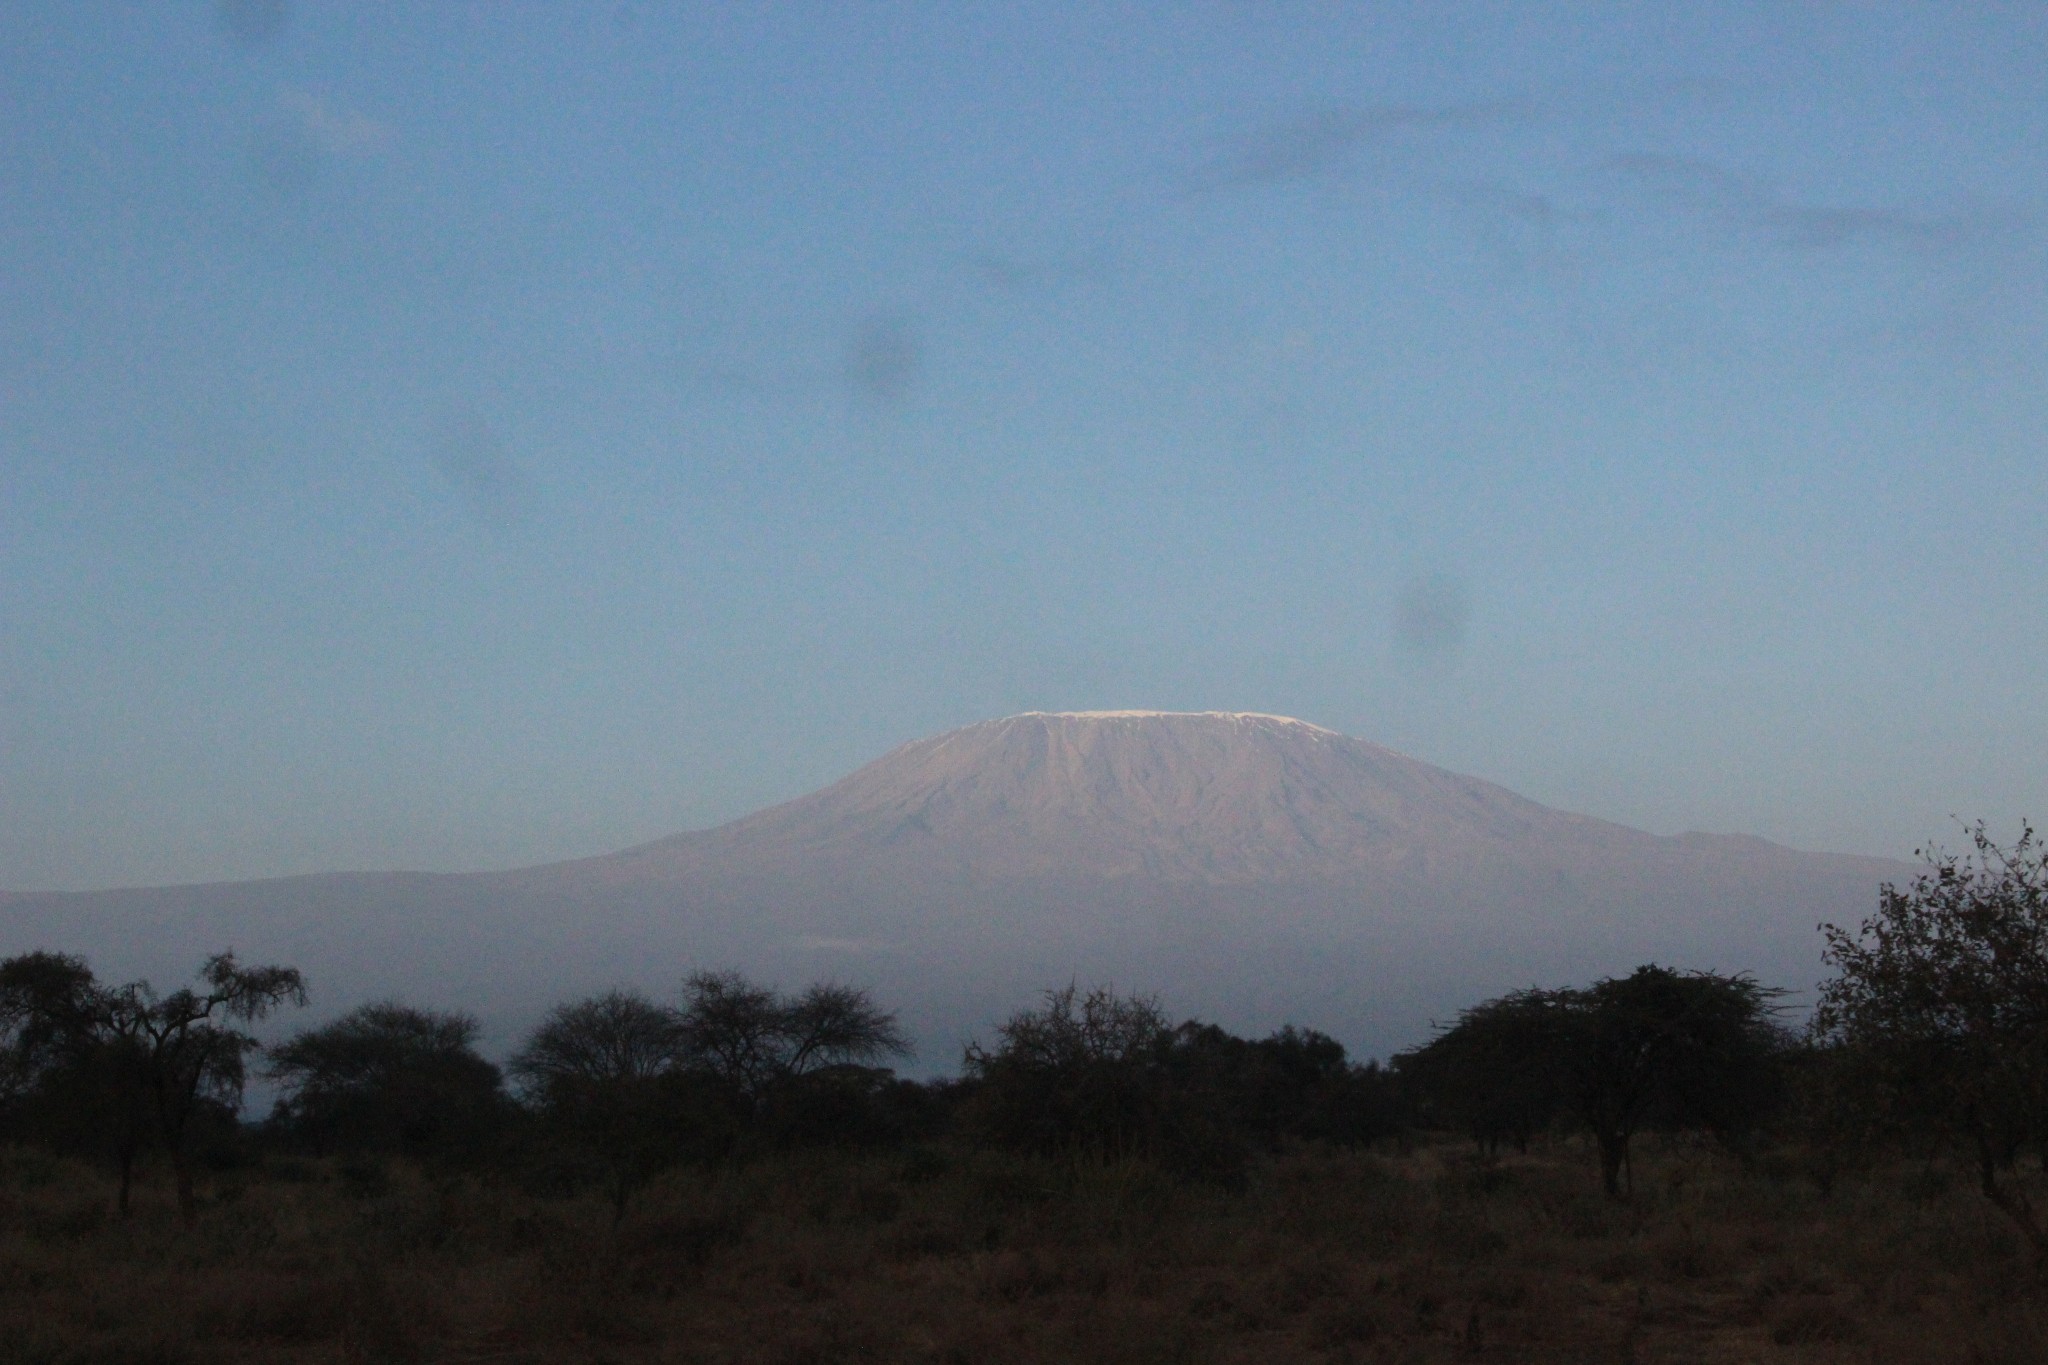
[3, 826, 2047, 1361]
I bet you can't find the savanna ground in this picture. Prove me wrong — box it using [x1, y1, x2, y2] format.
[3, 1137, 2043, 1365]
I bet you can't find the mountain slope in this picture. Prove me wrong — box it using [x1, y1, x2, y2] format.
[606, 711, 1647, 881]
[0, 713, 1908, 1059]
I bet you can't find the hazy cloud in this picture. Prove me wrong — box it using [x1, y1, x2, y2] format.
[843, 314, 921, 404]
[686, 316, 926, 406]
[1605, 151, 1965, 253]
[967, 246, 1117, 295]
[1443, 179, 1560, 227]
[429, 410, 527, 519]
[215, 0, 289, 47]
[791, 935, 890, 955]
[1433, 178, 1585, 279]
[1183, 101, 1528, 194]
[278, 89, 393, 158]
[696, 364, 797, 399]
[1395, 574, 1470, 661]
[247, 89, 390, 199]
[247, 121, 322, 199]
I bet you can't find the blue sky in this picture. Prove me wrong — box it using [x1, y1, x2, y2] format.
[3, 2, 2044, 889]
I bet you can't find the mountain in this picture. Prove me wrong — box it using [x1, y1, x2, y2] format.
[607, 711, 1615, 881]
[0, 712, 1907, 1062]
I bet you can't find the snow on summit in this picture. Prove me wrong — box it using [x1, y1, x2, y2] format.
[4, 708, 1913, 1067]
[1027, 710, 1335, 731]
[636, 709, 1602, 882]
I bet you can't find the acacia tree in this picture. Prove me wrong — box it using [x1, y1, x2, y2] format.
[1815, 821, 2048, 1253]
[509, 977, 910, 1212]
[1563, 966, 1786, 1197]
[962, 984, 1182, 1163]
[781, 982, 912, 1078]
[0, 953, 96, 1099]
[267, 1002, 506, 1162]
[673, 973, 787, 1101]
[515, 991, 684, 1091]
[1401, 967, 1786, 1196]
[0, 952, 110, 1149]
[1400, 988, 1570, 1155]
[511, 989, 701, 1220]
[1, 950, 305, 1223]
[103, 953, 307, 1223]
[676, 972, 909, 1105]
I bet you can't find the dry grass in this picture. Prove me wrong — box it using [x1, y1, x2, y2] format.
[1, 1137, 2042, 1364]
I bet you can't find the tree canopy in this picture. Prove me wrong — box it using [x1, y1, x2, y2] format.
[267, 1001, 505, 1162]
[0, 950, 305, 1222]
[1400, 965, 1787, 1195]
[1815, 821, 2048, 1252]
[676, 972, 910, 1102]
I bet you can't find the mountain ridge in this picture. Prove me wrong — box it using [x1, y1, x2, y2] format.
[600, 712, 1864, 890]
[0, 712, 1908, 1060]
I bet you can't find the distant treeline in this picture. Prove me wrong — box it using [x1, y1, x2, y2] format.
[4, 821, 2046, 1250]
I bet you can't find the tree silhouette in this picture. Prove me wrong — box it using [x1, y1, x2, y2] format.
[676, 972, 909, 1106]
[515, 990, 684, 1088]
[267, 1002, 505, 1162]
[1169, 1022, 1403, 1150]
[1, 952, 97, 1100]
[3, 951, 305, 1222]
[964, 986, 1406, 1178]
[1562, 966, 1785, 1196]
[1400, 989, 1569, 1156]
[1816, 821, 2048, 1253]
[108, 953, 306, 1223]
[1402, 967, 1785, 1196]
[964, 984, 1172, 1161]
[512, 989, 716, 1220]
[0, 952, 113, 1159]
